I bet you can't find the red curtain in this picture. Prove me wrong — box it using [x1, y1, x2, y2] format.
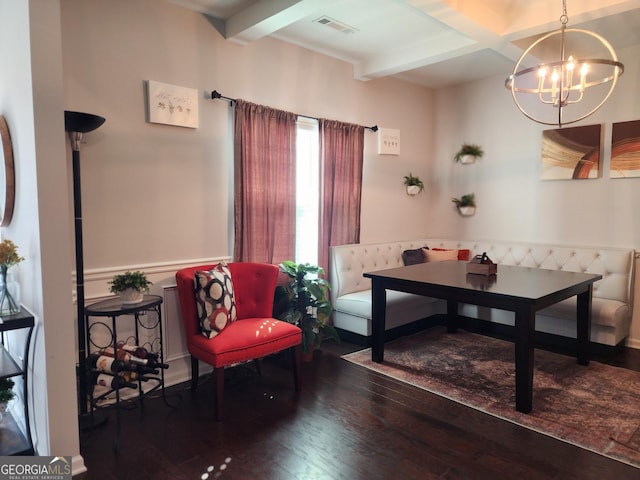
[233, 100, 297, 264]
[318, 119, 365, 274]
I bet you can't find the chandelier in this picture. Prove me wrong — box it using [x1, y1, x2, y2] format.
[505, 0, 624, 127]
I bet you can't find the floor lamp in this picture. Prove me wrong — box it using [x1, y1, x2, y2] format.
[64, 111, 105, 420]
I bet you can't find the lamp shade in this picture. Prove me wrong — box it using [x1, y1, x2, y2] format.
[64, 111, 105, 133]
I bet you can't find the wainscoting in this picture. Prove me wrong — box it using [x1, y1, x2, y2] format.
[159, 284, 212, 386]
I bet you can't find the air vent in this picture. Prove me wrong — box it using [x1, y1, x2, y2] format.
[313, 16, 358, 35]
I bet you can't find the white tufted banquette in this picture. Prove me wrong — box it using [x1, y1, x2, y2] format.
[330, 239, 635, 347]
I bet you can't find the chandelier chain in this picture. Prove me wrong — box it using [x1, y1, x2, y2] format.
[560, 0, 568, 25]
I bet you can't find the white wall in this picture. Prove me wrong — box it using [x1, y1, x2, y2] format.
[0, 0, 81, 469]
[431, 44, 640, 248]
[60, 0, 435, 274]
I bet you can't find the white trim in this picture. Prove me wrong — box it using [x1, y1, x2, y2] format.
[75, 256, 231, 302]
[72, 455, 87, 476]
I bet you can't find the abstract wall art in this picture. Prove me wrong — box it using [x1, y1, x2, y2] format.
[540, 124, 601, 180]
[610, 120, 640, 178]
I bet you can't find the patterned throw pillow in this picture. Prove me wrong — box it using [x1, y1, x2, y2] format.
[194, 263, 237, 338]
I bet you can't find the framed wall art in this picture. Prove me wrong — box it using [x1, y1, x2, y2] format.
[377, 128, 400, 155]
[540, 124, 601, 180]
[610, 120, 640, 178]
[146, 80, 199, 128]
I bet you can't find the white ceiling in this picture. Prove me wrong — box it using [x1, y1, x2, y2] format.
[164, 0, 640, 88]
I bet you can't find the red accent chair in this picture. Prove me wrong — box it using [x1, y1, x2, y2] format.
[175, 262, 302, 420]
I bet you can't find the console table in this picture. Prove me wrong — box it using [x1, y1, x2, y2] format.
[364, 261, 602, 413]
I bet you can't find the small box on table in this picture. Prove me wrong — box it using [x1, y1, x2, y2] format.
[466, 253, 497, 276]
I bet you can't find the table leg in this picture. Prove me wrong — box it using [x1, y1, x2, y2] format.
[514, 306, 535, 414]
[446, 300, 459, 333]
[371, 280, 386, 363]
[576, 286, 592, 366]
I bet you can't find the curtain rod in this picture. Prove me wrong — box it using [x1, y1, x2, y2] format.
[211, 90, 378, 132]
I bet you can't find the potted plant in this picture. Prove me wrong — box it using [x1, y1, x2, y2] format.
[0, 377, 15, 420]
[403, 173, 425, 195]
[452, 193, 476, 216]
[275, 261, 339, 359]
[109, 270, 152, 304]
[454, 143, 484, 164]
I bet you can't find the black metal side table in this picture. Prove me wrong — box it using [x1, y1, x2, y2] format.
[83, 295, 168, 411]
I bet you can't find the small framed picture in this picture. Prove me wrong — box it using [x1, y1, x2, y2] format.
[377, 128, 400, 155]
[146, 80, 199, 129]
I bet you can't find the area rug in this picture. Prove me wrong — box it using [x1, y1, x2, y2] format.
[342, 326, 640, 469]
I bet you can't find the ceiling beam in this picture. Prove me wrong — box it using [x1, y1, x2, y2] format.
[356, 0, 523, 81]
[213, 0, 340, 45]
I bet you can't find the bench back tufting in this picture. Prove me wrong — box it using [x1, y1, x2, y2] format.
[330, 239, 635, 308]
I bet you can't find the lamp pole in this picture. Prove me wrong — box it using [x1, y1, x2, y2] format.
[64, 111, 105, 420]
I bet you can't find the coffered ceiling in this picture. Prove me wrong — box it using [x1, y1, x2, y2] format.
[165, 0, 640, 88]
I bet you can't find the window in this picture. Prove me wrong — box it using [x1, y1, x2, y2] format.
[295, 118, 319, 265]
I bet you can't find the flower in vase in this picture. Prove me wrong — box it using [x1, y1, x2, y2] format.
[0, 239, 24, 269]
[0, 239, 24, 315]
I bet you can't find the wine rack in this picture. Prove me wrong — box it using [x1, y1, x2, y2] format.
[0, 307, 34, 455]
[83, 295, 171, 413]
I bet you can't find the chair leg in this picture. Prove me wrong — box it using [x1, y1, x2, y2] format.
[190, 356, 199, 392]
[291, 345, 301, 391]
[214, 367, 225, 421]
[253, 358, 262, 376]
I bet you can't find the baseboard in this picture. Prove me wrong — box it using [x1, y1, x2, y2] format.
[72, 454, 87, 477]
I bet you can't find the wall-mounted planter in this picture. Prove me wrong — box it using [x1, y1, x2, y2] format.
[403, 173, 424, 196]
[457, 206, 476, 216]
[452, 193, 475, 216]
[454, 143, 484, 164]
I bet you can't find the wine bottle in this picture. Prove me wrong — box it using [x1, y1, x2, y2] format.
[144, 357, 170, 370]
[116, 343, 168, 369]
[99, 346, 149, 366]
[87, 353, 159, 375]
[117, 342, 159, 360]
[93, 372, 137, 390]
[101, 345, 169, 369]
[118, 371, 152, 383]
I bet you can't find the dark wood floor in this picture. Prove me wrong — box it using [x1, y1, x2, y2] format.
[77, 334, 640, 480]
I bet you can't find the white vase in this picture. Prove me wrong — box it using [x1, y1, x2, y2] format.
[406, 185, 421, 195]
[120, 288, 144, 304]
[460, 155, 476, 164]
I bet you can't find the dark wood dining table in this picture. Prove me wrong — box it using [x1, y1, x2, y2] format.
[364, 261, 602, 413]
